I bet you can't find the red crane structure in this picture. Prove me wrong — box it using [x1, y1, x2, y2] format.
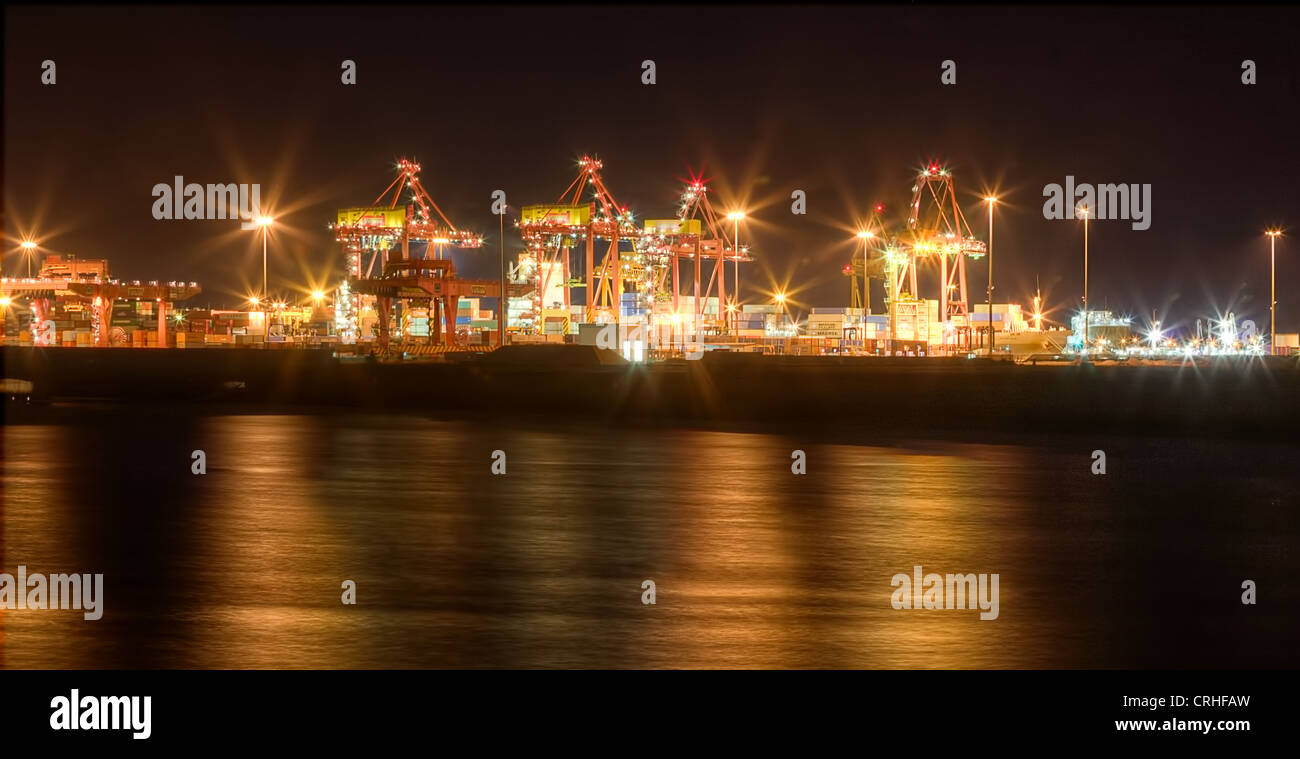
[891, 164, 986, 351]
[349, 258, 498, 350]
[0, 276, 201, 347]
[517, 156, 647, 328]
[334, 158, 484, 281]
[643, 177, 752, 328]
[336, 159, 496, 350]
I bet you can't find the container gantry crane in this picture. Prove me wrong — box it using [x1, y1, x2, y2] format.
[337, 158, 492, 350]
[644, 176, 752, 329]
[517, 156, 647, 327]
[333, 158, 484, 280]
[894, 164, 986, 351]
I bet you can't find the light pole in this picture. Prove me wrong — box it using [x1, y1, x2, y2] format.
[254, 217, 274, 340]
[308, 290, 326, 340]
[985, 197, 997, 357]
[20, 240, 38, 277]
[1267, 230, 1281, 355]
[856, 230, 874, 313]
[775, 290, 787, 340]
[1078, 204, 1089, 355]
[886, 247, 899, 348]
[498, 210, 506, 349]
[255, 216, 274, 299]
[248, 295, 261, 340]
[775, 291, 786, 352]
[727, 211, 746, 336]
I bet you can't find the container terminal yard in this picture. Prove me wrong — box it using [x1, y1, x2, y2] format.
[3, 157, 1298, 441]
[2, 159, 1295, 364]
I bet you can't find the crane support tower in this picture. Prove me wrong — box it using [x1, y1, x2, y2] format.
[333, 158, 484, 281]
[517, 156, 647, 328]
[643, 177, 752, 329]
[891, 164, 986, 351]
[336, 158, 489, 350]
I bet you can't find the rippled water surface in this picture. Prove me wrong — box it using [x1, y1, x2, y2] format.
[3, 408, 1297, 668]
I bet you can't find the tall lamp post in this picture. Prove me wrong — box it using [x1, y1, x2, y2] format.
[1078, 204, 1089, 354]
[255, 217, 274, 340]
[1267, 229, 1281, 355]
[255, 216, 274, 300]
[774, 291, 787, 350]
[856, 230, 874, 313]
[20, 240, 38, 277]
[727, 211, 746, 337]
[498, 210, 506, 349]
[248, 295, 262, 341]
[985, 197, 997, 357]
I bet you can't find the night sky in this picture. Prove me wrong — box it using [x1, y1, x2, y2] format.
[5, 4, 1298, 333]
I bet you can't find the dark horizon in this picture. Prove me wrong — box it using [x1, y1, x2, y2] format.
[4, 4, 1298, 334]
